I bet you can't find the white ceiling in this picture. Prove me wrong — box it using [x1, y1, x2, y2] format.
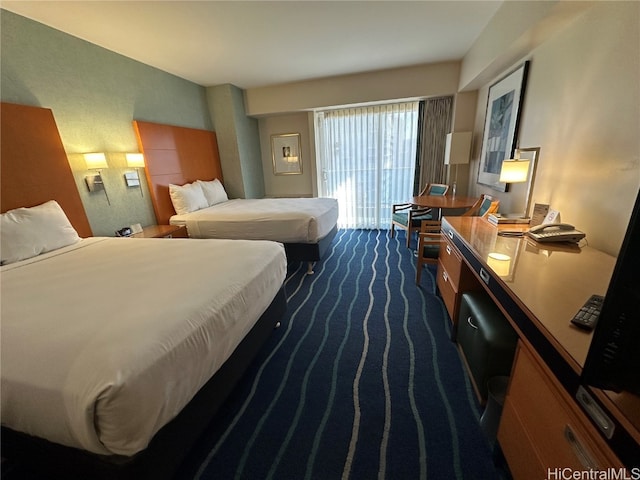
[2, 1, 503, 89]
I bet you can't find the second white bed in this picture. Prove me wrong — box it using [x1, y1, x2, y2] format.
[170, 197, 339, 243]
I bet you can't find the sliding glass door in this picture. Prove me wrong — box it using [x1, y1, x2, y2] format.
[315, 102, 419, 229]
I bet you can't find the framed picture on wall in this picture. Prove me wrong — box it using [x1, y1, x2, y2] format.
[478, 61, 530, 192]
[271, 133, 302, 175]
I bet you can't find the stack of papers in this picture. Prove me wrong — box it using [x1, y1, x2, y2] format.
[487, 214, 531, 226]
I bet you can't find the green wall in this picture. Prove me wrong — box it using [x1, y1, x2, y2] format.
[207, 84, 264, 199]
[1, 9, 213, 236]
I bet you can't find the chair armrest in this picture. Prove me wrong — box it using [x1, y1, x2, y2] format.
[417, 220, 442, 249]
[392, 203, 412, 213]
[417, 232, 442, 253]
[408, 207, 433, 219]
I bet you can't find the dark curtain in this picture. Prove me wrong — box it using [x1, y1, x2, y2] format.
[413, 96, 453, 195]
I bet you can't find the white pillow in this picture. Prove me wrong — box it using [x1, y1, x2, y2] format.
[169, 182, 208, 215]
[1, 200, 81, 265]
[197, 179, 228, 206]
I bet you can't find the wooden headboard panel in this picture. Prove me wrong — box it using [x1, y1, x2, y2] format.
[0, 102, 93, 237]
[133, 120, 222, 225]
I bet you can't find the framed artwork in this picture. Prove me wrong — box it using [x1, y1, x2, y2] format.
[271, 133, 302, 175]
[478, 61, 530, 192]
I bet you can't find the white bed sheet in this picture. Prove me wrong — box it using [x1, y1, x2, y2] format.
[0, 237, 286, 456]
[170, 197, 339, 243]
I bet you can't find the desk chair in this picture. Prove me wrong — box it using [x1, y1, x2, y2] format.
[415, 220, 442, 284]
[391, 183, 449, 248]
[462, 194, 500, 218]
[417, 183, 449, 196]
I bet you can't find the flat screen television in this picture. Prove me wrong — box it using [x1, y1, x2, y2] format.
[581, 188, 640, 395]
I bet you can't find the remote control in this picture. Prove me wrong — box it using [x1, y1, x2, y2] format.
[570, 294, 604, 331]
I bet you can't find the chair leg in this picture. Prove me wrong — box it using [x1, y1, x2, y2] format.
[390, 224, 395, 238]
[416, 264, 422, 284]
[406, 228, 412, 248]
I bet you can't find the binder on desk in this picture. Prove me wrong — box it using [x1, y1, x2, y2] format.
[487, 214, 531, 226]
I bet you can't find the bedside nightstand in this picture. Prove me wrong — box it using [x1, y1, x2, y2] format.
[129, 225, 188, 239]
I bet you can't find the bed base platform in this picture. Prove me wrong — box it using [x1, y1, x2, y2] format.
[283, 224, 338, 274]
[0, 286, 287, 480]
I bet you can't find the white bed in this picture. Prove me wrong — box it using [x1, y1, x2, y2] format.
[170, 197, 339, 243]
[0, 105, 287, 478]
[134, 121, 340, 273]
[1, 235, 286, 456]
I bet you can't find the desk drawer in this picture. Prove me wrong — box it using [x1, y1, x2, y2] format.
[440, 235, 464, 287]
[437, 260, 457, 322]
[499, 400, 546, 480]
[498, 344, 621, 476]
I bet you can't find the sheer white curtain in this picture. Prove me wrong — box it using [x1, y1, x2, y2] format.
[315, 102, 419, 229]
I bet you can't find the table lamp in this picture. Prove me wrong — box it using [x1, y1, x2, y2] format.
[498, 147, 539, 220]
[444, 132, 471, 196]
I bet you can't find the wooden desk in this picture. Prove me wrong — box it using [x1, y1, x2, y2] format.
[440, 216, 639, 475]
[411, 195, 478, 210]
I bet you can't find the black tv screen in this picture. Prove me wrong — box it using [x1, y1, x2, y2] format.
[581, 188, 640, 395]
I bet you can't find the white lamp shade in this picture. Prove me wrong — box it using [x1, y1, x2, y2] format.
[126, 153, 146, 168]
[444, 132, 472, 165]
[499, 159, 530, 183]
[84, 152, 108, 170]
[487, 252, 511, 276]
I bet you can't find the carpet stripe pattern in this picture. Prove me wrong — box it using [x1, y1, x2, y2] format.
[180, 229, 501, 480]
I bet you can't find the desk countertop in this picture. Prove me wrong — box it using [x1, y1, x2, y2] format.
[442, 216, 615, 371]
[443, 216, 640, 452]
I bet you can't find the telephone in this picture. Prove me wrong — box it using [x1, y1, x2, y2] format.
[526, 223, 586, 243]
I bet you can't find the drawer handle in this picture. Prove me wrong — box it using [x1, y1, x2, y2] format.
[479, 267, 491, 285]
[446, 245, 452, 255]
[442, 270, 448, 282]
[467, 316, 478, 330]
[575, 386, 615, 439]
[564, 425, 597, 469]
[447, 229, 454, 239]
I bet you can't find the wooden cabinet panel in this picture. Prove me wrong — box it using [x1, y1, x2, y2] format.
[436, 261, 457, 321]
[130, 225, 188, 239]
[439, 235, 463, 286]
[498, 344, 622, 477]
[437, 234, 482, 330]
[169, 226, 188, 238]
[499, 400, 546, 480]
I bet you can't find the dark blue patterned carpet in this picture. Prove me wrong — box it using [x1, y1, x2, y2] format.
[1, 229, 506, 479]
[176, 229, 503, 480]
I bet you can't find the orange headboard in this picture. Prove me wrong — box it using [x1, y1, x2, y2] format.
[133, 120, 222, 225]
[0, 102, 93, 237]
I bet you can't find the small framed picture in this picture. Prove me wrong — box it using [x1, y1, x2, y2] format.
[271, 133, 302, 175]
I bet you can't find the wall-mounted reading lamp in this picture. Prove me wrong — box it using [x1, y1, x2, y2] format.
[498, 147, 540, 220]
[84, 152, 111, 205]
[125, 153, 145, 197]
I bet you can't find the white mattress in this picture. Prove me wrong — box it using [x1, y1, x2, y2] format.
[170, 197, 339, 243]
[0, 237, 286, 456]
